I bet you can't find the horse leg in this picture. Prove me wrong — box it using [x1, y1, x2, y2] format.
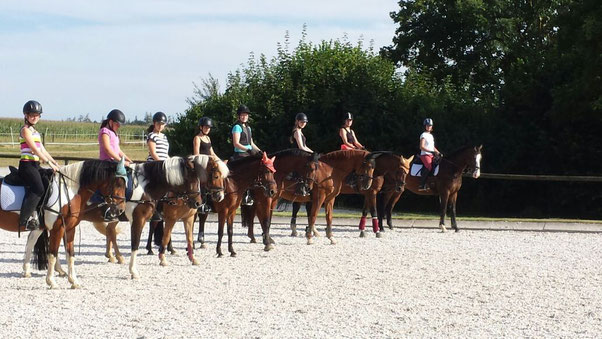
[290, 201, 301, 237]
[109, 222, 125, 264]
[256, 199, 273, 251]
[449, 192, 459, 232]
[167, 222, 176, 255]
[439, 193, 449, 233]
[64, 225, 81, 289]
[159, 219, 176, 266]
[22, 229, 43, 278]
[46, 226, 64, 289]
[129, 203, 153, 279]
[325, 198, 336, 244]
[146, 220, 157, 255]
[227, 212, 236, 257]
[216, 211, 226, 257]
[367, 192, 381, 238]
[105, 222, 118, 263]
[307, 194, 325, 245]
[184, 213, 200, 265]
[197, 212, 208, 249]
[359, 199, 368, 238]
[243, 205, 256, 243]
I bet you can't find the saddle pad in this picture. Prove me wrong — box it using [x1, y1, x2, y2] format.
[410, 164, 439, 177]
[0, 180, 59, 211]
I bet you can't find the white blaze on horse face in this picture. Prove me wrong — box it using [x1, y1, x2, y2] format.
[473, 153, 482, 178]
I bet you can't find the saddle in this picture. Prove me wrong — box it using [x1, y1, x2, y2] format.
[0, 166, 57, 211]
[410, 154, 440, 177]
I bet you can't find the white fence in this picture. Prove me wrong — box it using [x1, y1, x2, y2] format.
[0, 128, 146, 146]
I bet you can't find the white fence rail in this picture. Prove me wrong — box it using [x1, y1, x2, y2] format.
[0, 129, 146, 146]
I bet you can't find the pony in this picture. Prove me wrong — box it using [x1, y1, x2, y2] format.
[15, 159, 127, 288]
[196, 152, 277, 256]
[394, 145, 482, 232]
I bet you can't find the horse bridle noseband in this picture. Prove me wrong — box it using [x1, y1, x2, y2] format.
[249, 169, 277, 195]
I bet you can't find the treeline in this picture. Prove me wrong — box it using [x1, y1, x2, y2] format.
[168, 1, 602, 219]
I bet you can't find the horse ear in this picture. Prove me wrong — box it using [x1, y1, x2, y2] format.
[407, 155, 414, 163]
[477, 145, 483, 152]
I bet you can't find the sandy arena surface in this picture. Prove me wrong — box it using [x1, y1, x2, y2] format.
[0, 218, 601, 338]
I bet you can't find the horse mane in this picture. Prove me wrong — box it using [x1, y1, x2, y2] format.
[141, 160, 171, 188]
[447, 145, 475, 158]
[366, 151, 393, 161]
[163, 157, 188, 186]
[319, 150, 367, 162]
[268, 149, 313, 158]
[188, 154, 230, 182]
[66, 160, 118, 189]
[227, 154, 262, 171]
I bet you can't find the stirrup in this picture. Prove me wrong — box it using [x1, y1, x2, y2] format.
[24, 213, 40, 230]
[241, 196, 254, 206]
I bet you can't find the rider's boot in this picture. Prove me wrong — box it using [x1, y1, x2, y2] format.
[418, 167, 430, 191]
[19, 192, 41, 230]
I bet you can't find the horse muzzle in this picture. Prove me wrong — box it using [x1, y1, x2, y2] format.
[211, 191, 225, 203]
[102, 205, 123, 222]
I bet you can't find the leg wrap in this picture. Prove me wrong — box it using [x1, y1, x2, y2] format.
[359, 216, 366, 230]
[372, 218, 379, 233]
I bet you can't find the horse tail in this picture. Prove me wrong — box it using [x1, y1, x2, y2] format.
[240, 205, 254, 228]
[276, 199, 291, 212]
[33, 230, 49, 270]
[376, 193, 385, 221]
[153, 221, 164, 247]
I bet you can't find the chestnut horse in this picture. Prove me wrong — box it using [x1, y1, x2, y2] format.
[196, 152, 277, 256]
[394, 145, 482, 232]
[240, 149, 320, 244]
[85, 155, 227, 279]
[17, 160, 127, 288]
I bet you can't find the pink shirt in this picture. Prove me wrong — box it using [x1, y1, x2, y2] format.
[98, 127, 121, 161]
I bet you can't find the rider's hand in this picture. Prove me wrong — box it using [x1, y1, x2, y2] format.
[50, 163, 60, 172]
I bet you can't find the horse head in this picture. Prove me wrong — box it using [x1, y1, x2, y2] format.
[189, 155, 229, 203]
[297, 152, 320, 196]
[256, 152, 277, 198]
[395, 155, 413, 192]
[357, 154, 376, 191]
[469, 145, 483, 179]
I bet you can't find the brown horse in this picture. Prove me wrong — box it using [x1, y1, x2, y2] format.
[339, 152, 413, 238]
[20, 160, 128, 288]
[91, 155, 227, 280]
[196, 152, 277, 256]
[298, 150, 376, 245]
[240, 149, 320, 244]
[397, 145, 482, 232]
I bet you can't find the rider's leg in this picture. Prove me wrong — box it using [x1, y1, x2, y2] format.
[18, 161, 44, 230]
[419, 155, 433, 191]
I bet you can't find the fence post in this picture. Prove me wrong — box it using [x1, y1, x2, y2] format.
[9, 126, 14, 147]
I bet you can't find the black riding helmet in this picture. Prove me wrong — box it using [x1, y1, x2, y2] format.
[295, 112, 308, 122]
[23, 100, 43, 115]
[198, 116, 213, 128]
[153, 111, 167, 124]
[237, 105, 251, 115]
[107, 109, 126, 124]
[343, 112, 353, 120]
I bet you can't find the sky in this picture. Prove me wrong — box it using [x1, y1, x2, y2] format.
[0, 1, 399, 122]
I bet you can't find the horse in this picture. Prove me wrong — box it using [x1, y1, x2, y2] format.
[290, 150, 376, 245]
[394, 145, 482, 232]
[85, 155, 227, 279]
[13, 159, 128, 288]
[338, 152, 413, 238]
[196, 152, 277, 256]
[239, 149, 320, 245]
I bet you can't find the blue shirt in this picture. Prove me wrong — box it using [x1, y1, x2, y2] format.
[232, 124, 252, 153]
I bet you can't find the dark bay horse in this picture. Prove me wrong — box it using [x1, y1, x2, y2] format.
[240, 149, 320, 244]
[338, 152, 413, 238]
[397, 145, 482, 232]
[20, 160, 128, 288]
[301, 150, 376, 245]
[196, 152, 277, 256]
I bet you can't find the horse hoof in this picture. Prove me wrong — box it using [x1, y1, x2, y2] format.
[117, 256, 125, 264]
[249, 238, 257, 244]
[57, 271, 67, 277]
[217, 253, 223, 258]
[230, 252, 237, 257]
[160, 261, 169, 267]
[306, 238, 313, 245]
[131, 273, 140, 280]
[169, 250, 177, 255]
[388, 226, 393, 230]
[70, 283, 81, 289]
[107, 256, 116, 263]
[269, 237, 276, 245]
[264, 244, 274, 251]
[291, 231, 298, 237]
[192, 259, 200, 266]
[375, 232, 382, 238]
[359, 231, 365, 238]
[440, 225, 447, 233]
[147, 250, 154, 255]
[329, 238, 337, 245]
[22, 272, 31, 278]
[200, 243, 207, 249]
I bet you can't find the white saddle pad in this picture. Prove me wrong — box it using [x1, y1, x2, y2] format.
[410, 164, 439, 177]
[0, 180, 59, 211]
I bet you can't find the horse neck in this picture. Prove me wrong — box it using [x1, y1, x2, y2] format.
[374, 155, 398, 176]
[444, 150, 471, 174]
[322, 153, 364, 174]
[229, 160, 261, 190]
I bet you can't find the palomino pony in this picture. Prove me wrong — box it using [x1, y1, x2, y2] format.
[398, 145, 482, 232]
[18, 160, 127, 288]
[196, 152, 277, 256]
[289, 150, 376, 245]
[240, 149, 320, 245]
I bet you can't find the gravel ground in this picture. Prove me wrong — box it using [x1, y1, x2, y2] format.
[0, 219, 601, 338]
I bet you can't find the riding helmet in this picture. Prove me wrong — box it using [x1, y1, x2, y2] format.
[153, 111, 167, 124]
[423, 118, 433, 126]
[198, 116, 213, 128]
[343, 112, 353, 120]
[107, 109, 126, 124]
[237, 105, 251, 115]
[23, 100, 43, 115]
[295, 112, 308, 122]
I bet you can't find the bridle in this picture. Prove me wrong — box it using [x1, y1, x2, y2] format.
[249, 168, 277, 197]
